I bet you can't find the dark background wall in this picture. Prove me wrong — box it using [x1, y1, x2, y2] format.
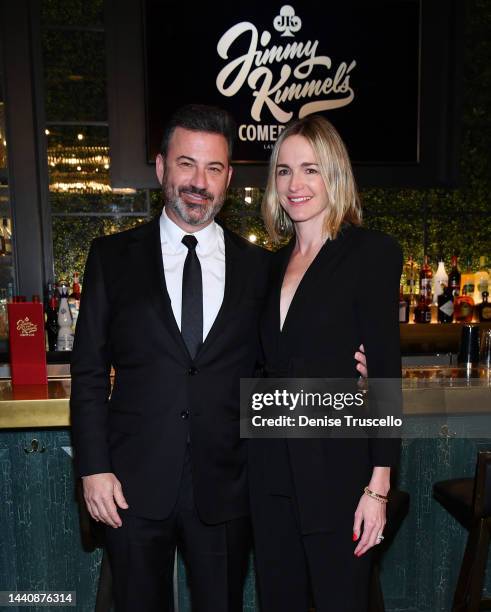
[35, 0, 491, 282]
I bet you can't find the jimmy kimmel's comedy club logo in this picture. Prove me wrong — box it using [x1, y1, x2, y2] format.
[216, 5, 357, 147]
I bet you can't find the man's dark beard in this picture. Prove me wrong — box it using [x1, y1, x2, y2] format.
[163, 182, 225, 226]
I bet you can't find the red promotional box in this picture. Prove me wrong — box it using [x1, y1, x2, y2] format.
[8, 302, 48, 385]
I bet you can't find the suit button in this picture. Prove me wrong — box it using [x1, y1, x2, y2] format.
[180, 411, 189, 419]
[187, 367, 199, 375]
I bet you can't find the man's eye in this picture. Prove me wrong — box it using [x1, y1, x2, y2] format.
[179, 161, 193, 168]
[209, 167, 222, 174]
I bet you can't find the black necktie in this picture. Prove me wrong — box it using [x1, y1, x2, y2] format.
[181, 234, 203, 359]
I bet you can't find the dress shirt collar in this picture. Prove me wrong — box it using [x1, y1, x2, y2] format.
[160, 206, 220, 255]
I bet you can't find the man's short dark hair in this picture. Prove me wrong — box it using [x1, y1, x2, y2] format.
[160, 104, 236, 161]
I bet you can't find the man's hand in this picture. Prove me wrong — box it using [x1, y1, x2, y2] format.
[82, 472, 128, 528]
[354, 344, 367, 378]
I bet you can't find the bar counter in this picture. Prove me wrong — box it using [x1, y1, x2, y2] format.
[1, 366, 490, 429]
[0, 367, 490, 611]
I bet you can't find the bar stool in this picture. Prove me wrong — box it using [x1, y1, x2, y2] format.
[433, 451, 491, 612]
[369, 489, 410, 612]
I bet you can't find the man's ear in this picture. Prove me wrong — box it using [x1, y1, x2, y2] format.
[156, 154, 165, 185]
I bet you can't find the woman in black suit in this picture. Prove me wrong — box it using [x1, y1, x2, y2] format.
[249, 115, 402, 611]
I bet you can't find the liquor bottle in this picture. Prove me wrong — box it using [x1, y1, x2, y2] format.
[460, 258, 475, 299]
[448, 256, 461, 296]
[57, 284, 74, 351]
[45, 296, 59, 351]
[68, 271, 81, 329]
[70, 272, 81, 301]
[438, 285, 454, 323]
[2, 218, 12, 255]
[414, 294, 431, 323]
[433, 257, 448, 304]
[477, 291, 491, 322]
[403, 255, 419, 301]
[419, 255, 433, 305]
[474, 256, 489, 304]
[45, 281, 57, 311]
[454, 286, 475, 323]
[398, 286, 410, 323]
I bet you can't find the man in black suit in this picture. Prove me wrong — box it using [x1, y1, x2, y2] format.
[70, 105, 272, 612]
[71, 104, 368, 611]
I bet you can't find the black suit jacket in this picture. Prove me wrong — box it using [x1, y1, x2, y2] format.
[70, 216, 270, 523]
[249, 225, 403, 533]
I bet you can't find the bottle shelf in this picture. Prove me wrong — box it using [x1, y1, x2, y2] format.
[400, 321, 491, 354]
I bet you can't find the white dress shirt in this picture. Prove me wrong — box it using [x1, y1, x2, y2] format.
[159, 206, 225, 341]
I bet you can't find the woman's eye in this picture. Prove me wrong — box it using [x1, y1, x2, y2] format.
[277, 168, 289, 176]
[306, 167, 318, 174]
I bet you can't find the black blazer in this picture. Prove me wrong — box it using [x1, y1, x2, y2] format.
[70, 216, 270, 523]
[249, 225, 403, 534]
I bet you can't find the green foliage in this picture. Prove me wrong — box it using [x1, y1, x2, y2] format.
[52, 216, 147, 283]
[42, 0, 104, 29]
[43, 30, 107, 122]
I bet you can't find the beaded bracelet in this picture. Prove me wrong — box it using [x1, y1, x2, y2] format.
[363, 486, 389, 504]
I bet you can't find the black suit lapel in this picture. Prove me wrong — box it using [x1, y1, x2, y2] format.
[258, 238, 294, 374]
[196, 227, 241, 361]
[127, 216, 189, 359]
[279, 225, 360, 336]
[128, 219, 253, 363]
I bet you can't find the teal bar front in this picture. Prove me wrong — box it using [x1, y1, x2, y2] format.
[1, 371, 491, 611]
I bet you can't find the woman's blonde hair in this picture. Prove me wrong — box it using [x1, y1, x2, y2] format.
[262, 115, 362, 243]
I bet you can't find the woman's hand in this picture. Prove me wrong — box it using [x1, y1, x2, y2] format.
[352, 492, 386, 556]
[353, 466, 390, 556]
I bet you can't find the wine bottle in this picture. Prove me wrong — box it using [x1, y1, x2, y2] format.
[68, 272, 81, 330]
[414, 294, 431, 323]
[403, 255, 419, 302]
[438, 285, 454, 323]
[448, 256, 461, 297]
[399, 285, 410, 323]
[45, 296, 59, 351]
[419, 255, 433, 305]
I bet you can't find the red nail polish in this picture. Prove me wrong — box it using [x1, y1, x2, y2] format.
[352, 532, 358, 542]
